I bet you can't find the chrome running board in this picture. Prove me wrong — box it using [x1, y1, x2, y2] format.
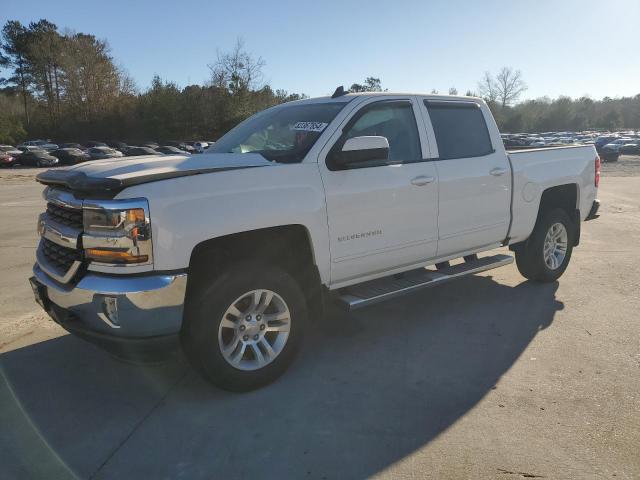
[334, 254, 513, 311]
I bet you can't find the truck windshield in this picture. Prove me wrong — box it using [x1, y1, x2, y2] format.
[209, 102, 347, 163]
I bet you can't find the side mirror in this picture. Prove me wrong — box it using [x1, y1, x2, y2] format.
[332, 136, 389, 168]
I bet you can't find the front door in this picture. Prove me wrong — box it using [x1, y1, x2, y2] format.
[318, 97, 439, 286]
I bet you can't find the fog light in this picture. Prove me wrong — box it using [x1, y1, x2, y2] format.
[99, 296, 120, 328]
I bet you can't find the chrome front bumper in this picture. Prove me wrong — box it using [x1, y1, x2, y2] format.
[31, 264, 187, 339]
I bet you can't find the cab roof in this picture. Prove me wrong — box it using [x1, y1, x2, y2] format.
[285, 91, 484, 106]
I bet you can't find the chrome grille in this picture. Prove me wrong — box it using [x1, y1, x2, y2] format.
[41, 237, 82, 273]
[46, 202, 83, 230]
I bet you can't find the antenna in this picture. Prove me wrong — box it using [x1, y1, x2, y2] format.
[331, 86, 347, 98]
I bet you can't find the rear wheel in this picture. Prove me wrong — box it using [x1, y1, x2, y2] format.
[181, 261, 307, 391]
[515, 208, 575, 283]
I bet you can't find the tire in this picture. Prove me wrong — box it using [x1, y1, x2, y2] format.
[181, 261, 307, 392]
[515, 208, 575, 283]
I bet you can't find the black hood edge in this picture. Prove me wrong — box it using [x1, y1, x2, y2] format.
[36, 164, 269, 198]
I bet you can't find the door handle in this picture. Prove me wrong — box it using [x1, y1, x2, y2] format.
[490, 167, 508, 176]
[411, 175, 435, 186]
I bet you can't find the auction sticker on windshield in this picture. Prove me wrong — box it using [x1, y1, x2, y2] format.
[291, 121, 328, 132]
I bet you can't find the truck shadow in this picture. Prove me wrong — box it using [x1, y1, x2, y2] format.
[0, 275, 562, 479]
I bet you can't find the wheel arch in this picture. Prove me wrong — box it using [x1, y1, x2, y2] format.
[510, 183, 581, 251]
[186, 224, 324, 321]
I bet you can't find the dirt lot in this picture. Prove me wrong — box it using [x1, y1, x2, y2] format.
[0, 157, 639, 479]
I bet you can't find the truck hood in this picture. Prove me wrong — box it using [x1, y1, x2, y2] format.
[36, 153, 274, 197]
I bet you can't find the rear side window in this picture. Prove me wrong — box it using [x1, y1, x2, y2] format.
[425, 101, 494, 159]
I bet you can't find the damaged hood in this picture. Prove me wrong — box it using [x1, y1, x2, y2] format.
[36, 153, 274, 197]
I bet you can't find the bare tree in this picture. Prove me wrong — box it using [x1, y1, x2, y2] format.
[495, 67, 527, 108]
[208, 38, 265, 95]
[477, 71, 498, 104]
[479, 67, 527, 108]
[448, 87, 458, 95]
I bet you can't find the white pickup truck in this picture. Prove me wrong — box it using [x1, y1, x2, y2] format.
[30, 91, 600, 391]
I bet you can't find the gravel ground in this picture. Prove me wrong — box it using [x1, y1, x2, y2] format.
[601, 154, 640, 177]
[0, 156, 638, 479]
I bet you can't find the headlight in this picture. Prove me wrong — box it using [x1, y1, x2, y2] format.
[82, 199, 152, 266]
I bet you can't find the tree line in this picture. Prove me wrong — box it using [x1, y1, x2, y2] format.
[1, 19, 639, 145]
[0, 21, 303, 144]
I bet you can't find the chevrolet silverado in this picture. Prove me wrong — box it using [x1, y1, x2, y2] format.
[30, 91, 601, 391]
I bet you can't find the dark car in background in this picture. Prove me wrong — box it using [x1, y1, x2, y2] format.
[155, 145, 190, 155]
[620, 142, 640, 155]
[125, 146, 162, 156]
[165, 141, 195, 153]
[599, 150, 620, 162]
[107, 141, 130, 153]
[17, 149, 59, 167]
[0, 153, 18, 167]
[84, 141, 108, 148]
[59, 142, 83, 150]
[51, 148, 91, 165]
[594, 135, 619, 152]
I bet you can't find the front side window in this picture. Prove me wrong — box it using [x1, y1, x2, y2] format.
[426, 101, 494, 159]
[210, 102, 347, 163]
[340, 101, 422, 165]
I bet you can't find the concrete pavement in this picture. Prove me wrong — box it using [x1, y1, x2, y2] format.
[0, 167, 638, 479]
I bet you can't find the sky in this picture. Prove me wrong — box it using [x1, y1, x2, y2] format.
[2, 0, 639, 100]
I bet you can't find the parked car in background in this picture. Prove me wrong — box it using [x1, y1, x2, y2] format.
[0, 145, 22, 156]
[107, 141, 130, 152]
[0, 153, 18, 167]
[141, 142, 160, 149]
[18, 146, 43, 154]
[155, 146, 190, 155]
[181, 143, 196, 153]
[84, 141, 108, 149]
[17, 149, 59, 167]
[602, 138, 634, 153]
[88, 146, 123, 160]
[193, 141, 209, 153]
[59, 143, 83, 150]
[599, 149, 620, 162]
[18, 140, 59, 151]
[51, 148, 91, 165]
[125, 146, 162, 157]
[620, 142, 640, 155]
[594, 135, 619, 152]
[166, 141, 196, 153]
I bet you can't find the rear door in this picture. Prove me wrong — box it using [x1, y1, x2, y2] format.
[418, 99, 511, 257]
[318, 97, 439, 286]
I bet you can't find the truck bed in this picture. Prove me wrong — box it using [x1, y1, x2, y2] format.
[506, 144, 598, 244]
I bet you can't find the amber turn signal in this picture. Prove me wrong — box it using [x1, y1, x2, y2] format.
[85, 248, 149, 264]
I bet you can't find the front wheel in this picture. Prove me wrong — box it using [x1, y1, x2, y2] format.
[181, 261, 307, 392]
[515, 208, 575, 283]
